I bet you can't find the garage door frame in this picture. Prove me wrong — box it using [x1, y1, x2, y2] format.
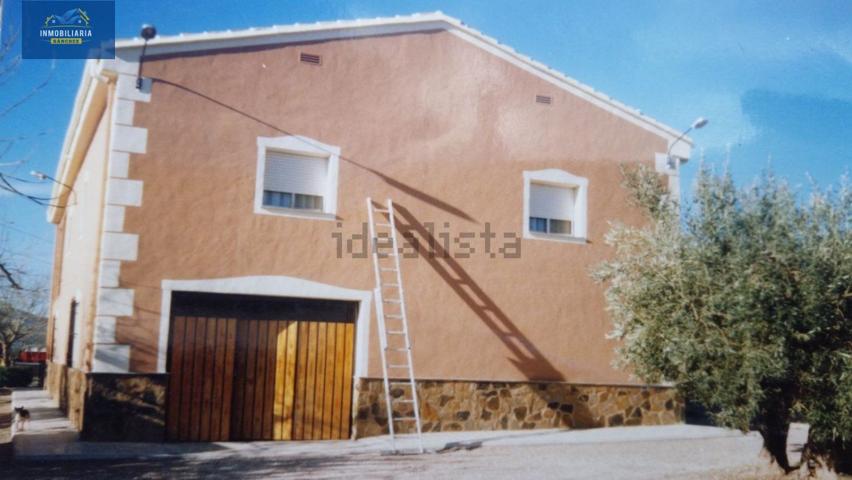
[155, 275, 372, 439]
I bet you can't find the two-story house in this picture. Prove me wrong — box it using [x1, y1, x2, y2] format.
[44, 12, 691, 442]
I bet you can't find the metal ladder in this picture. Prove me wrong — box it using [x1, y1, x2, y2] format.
[366, 197, 424, 454]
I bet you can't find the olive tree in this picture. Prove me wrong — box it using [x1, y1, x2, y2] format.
[593, 165, 850, 474]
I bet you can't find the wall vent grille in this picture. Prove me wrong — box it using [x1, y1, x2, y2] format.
[536, 95, 553, 105]
[300, 52, 322, 65]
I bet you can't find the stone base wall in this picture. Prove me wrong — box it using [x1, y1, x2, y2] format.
[45, 361, 62, 400]
[352, 378, 683, 438]
[46, 361, 86, 430]
[81, 373, 167, 442]
[46, 362, 167, 441]
[43, 369, 682, 441]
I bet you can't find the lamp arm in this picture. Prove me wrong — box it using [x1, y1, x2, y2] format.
[45, 173, 74, 193]
[667, 126, 693, 159]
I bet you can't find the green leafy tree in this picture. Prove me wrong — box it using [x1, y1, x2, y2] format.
[594, 165, 851, 474]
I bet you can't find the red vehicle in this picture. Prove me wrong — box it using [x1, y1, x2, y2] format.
[17, 349, 47, 363]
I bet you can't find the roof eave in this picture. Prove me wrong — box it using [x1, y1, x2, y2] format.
[47, 60, 114, 224]
[111, 12, 687, 143]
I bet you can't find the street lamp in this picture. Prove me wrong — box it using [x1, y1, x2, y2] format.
[667, 117, 708, 169]
[30, 170, 75, 199]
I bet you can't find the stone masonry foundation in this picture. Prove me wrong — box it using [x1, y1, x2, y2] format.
[352, 378, 683, 438]
[46, 361, 87, 430]
[45, 362, 167, 441]
[81, 373, 167, 441]
[44, 366, 682, 441]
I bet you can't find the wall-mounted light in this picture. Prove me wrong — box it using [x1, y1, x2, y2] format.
[136, 24, 157, 90]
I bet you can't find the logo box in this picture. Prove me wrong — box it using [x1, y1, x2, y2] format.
[22, 1, 115, 59]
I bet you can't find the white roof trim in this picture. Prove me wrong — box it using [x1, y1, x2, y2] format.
[114, 12, 690, 143]
[49, 61, 95, 215]
[47, 60, 112, 223]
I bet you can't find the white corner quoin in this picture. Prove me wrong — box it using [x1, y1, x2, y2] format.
[523, 168, 589, 243]
[254, 135, 340, 221]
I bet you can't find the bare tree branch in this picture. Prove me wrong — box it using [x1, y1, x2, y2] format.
[0, 65, 54, 120]
[0, 262, 22, 290]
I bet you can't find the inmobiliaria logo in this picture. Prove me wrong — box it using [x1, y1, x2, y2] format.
[39, 7, 92, 45]
[22, 1, 114, 59]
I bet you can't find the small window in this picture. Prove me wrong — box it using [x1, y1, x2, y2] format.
[523, 169, 588, 242]
[529, 182, 576, 237]
[262, 151, 328, 212]
[255, 135, 340, 219]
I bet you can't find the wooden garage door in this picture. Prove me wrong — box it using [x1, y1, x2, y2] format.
[166, 316, 238, 441]
[166, 294, 355, 442]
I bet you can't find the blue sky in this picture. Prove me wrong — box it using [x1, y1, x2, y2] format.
[1, 0, 851, 281]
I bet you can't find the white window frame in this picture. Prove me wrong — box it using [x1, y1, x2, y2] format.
[523, 168, 588, 243]
[255, 135, 340, 220]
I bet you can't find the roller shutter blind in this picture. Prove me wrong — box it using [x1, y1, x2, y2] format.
[264, 151, 328, 197]
[529, 183, 575, 221]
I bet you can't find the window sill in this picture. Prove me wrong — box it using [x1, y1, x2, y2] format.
[255, 206, 337, 221]
[524, 232, 588, 245]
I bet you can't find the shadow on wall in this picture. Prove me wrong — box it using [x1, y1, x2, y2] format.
[81, 374, 168, 442]
[108, 290, 173, 372]
[106, 77, 480, 370]
[126, 77, 556, 384]
[150, 78, 478, 223]
[390, 203, 563, 382]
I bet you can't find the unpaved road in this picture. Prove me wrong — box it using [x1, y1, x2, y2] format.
[4, 433, 807, 479]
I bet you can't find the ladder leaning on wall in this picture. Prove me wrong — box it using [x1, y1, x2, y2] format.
[366, 197, 425, 454]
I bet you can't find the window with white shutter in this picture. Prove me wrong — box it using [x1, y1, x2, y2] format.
[254, 136, 340, 219]
[529, 183, 576, 236]
[262, 151, 327, 211]
[523, 169, 588, 242]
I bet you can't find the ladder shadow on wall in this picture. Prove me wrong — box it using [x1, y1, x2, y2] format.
[390, 204, 564, 382]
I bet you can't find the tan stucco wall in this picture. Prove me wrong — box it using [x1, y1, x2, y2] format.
[51, 108, 109, 370]
[120, 30, 667, 383]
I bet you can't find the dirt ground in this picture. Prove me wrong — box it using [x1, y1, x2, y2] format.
[3, 433, 820, 480]
[6, 396, 839, 480]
